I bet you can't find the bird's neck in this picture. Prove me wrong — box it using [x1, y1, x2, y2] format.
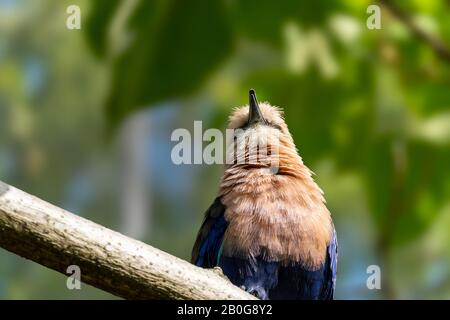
[220, 134, 325, 205]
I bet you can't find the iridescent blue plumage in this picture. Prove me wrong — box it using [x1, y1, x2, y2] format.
[192, 197, 338, 300]
[191, 198, 227, 268]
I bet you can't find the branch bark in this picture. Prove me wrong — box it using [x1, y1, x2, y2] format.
[0, 180, 255, 300]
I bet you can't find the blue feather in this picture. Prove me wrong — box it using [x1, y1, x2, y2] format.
[192, 198, 227, 268]
[192, 198, 338, 300]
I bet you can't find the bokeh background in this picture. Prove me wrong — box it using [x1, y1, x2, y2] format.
[1, 0, 450, 299]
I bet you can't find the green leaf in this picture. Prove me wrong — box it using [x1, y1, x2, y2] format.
[105, 0, 233, 131]
[84, 0, 123, 57]
[390, 142, 450, 245]
[363, 137, 450, 247]
[231, 0, 343, 46]
[363, 137, 395, 229]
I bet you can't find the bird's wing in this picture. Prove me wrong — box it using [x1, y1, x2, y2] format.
[191, 197, 228, 268]
[321, 228, 338, 299]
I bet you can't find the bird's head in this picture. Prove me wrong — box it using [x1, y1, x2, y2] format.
[226, 89, 300, 175]
[228, 89, 289, 135]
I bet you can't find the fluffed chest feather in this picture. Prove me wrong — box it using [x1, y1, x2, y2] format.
[219, 170, 333, 270]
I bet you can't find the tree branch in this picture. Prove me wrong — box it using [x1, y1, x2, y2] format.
[0, 180, 255, 300]
[379, 0, 450, 62]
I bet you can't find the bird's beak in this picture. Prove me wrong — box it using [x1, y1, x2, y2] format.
[248, 89, 266, 125]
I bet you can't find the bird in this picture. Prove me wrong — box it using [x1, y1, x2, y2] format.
[191, 89, 337, 300]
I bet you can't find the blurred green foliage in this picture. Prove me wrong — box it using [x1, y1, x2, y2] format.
[0, 0, 450, 299]
[86, 0, 233, 129]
